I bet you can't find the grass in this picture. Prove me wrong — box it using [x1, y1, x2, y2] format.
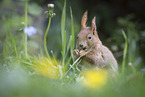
[0, 0, 144, 97]
[24, 0, 28, 58]
[70, 7, 75, 62]
[122, 30, 128, 74]
[61, 0, 66, 68]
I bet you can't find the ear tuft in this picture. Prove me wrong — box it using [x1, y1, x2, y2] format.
[91, 17, 97, 35]
[81, 11, 88, 29]
[91, 17, 96, 30]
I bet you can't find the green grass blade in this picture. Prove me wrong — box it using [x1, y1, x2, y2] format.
[14, 57, 34, 66]
[3, 42, 7, 58]
[27, 50, 37, 60]
[64, 35, 72, 59]
[63, 35, 72, 74]
[70, 7, 75, 61]
[61, 0, 66, 67]
[64, 56, 72, 71]
[50, 50, 57, 61]
[24, 0, 28, 58]
[39, 46, 44, 57]
[10, 32, 18, 57]
[122, 30, 128, 73]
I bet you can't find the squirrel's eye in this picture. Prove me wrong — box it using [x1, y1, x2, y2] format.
[88, 36, 92, 39]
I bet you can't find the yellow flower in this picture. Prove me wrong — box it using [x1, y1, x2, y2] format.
[82, 69, 107, 89]
[33, 57, 62, 79]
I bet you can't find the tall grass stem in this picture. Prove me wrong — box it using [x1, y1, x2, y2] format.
[44, 17, 51, 59]
[122, 30, 128, 74]
[24, 0, 28, 58]
[70, 7, 75, 62]
[61, 0, 66, 68]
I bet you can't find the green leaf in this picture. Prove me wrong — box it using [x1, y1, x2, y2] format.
[61, 0, 66, 67]
[122, 30, 128, 73]
[70, 7, 75, 61]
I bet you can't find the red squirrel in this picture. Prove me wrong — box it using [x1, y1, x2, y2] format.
[73, 11, 118, 71]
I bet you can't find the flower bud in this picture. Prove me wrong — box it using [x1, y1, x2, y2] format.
[46, 3, 56, 18]
[48, 4, 54, 8]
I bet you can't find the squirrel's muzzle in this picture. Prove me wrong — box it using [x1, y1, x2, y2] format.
[79, 44, 87, 51]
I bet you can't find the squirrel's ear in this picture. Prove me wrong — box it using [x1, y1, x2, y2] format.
[91, 17, 97, 36]
[81, 11, 88, 29]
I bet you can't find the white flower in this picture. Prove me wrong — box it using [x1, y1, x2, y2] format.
[128, 62, 132, 66]
[24, 26, 37, 36]
[48, 4, 54, 8]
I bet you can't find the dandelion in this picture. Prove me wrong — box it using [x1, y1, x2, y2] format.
[24, 26, 37, 37]
[80, 69, 107, 89]
[33, 57, 62, 79]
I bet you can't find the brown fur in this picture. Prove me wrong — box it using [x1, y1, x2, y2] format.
[73, 11, 118, 71]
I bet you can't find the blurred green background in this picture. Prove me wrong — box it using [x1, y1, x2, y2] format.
[0, 0, 145, 66]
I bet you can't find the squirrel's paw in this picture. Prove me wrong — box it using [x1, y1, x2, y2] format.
[79, 50, 86, 56]
[73, 49, 79, 55]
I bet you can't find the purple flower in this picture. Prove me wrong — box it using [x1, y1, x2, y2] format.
[141, 68, 145, 72]
[24, 26, 37, 36]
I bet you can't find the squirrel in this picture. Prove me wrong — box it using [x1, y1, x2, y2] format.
[73, 11, 118, 71]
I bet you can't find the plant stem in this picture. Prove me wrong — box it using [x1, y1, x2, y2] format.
[122, 30, 128, 74]
[24, 0, 28, 58]
[44, 17, 51, 59]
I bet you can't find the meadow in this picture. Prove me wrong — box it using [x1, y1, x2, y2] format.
[0, 0, 145, 97]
